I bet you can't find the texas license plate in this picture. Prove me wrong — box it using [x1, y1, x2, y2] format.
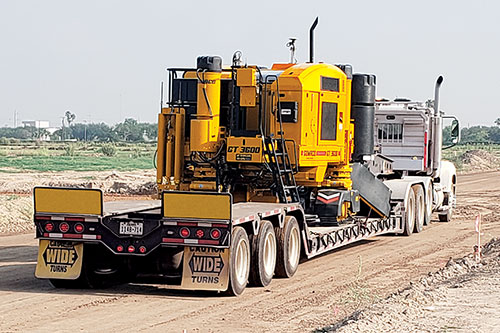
[119, 221, 143, 235]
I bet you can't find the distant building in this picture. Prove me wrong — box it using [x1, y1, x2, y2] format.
[22, 120, 50, 128]
[21, 120, 58, 140]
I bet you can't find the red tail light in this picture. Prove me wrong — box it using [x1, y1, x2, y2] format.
[74, 223, 84, 233]
[59, 222, 70, 233]
[44, 223, 54, 232]
[117, 245, 124, 252]
[195, 229, 204, 238]
[139, 246, 146, 254]
[210, 228, 221, 240]
[180, 227, 190, 238]
[128, 245, 135, 253]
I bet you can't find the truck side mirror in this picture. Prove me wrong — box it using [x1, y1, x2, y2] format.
[450, 119, 459, 143]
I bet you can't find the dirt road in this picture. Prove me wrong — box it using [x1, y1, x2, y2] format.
[1, 171, 499, 332]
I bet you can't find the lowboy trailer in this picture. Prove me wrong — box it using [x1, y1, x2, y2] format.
[33, 19, 459, 295]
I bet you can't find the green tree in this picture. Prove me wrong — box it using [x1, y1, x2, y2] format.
[71, 123, 116, 141]
[113, 118, 143, 141]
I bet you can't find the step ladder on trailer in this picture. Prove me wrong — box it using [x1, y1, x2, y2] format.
[260, 73, 300, 204]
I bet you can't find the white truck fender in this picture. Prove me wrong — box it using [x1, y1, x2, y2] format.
[438, 160, 457, 194]
[383, 178, 420, 202]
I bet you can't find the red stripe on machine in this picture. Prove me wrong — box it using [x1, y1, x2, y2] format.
[317, 196, 340, 204]
[36, 215, 51, 220]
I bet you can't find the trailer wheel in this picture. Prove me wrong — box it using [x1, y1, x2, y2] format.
[227, 226, 250, 296]
[438, 207, 453, 222]
[424, 183, 433, 225]
[49, 244, 119, 289]
[439, 176, 456, 222]
[49, 276, 87, 289]
[275, 216, 301, 278]
[49, 264, 112, 289]
[249, 220, 277, 287]
[413, 185, 425, 233]
[402, 188, 416, 236]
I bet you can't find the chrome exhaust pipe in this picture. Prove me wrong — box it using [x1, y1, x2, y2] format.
[309, 17, 318, 63]
[434, 76, 443, 116]
[431, 76, 444, 177]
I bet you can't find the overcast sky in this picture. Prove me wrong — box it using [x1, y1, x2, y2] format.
[0, 0, 498, 127]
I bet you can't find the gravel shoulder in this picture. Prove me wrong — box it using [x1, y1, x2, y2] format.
[320, 238, 500, 333]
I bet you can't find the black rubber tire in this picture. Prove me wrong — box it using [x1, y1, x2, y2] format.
[439, 178, 456, 222]
[424, 183, 433, 225]
[439, 208, 453, 222]
[275, 216, 301, 278]
[413, 185, 425, 233]
[226, 226, 250, 296]
[402, 188, 416, 236]
[49, 244, 122, 289]
[49, 262, 105, 289]
[249, 220, 277, 287]
[49, 275, 88, 289]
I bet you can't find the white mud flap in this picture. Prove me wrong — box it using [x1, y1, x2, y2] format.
[181, 246, 230, 291]
[35, 240, 83, 280]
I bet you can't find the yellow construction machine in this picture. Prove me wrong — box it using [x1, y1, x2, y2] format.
[32, 18, 459, 296]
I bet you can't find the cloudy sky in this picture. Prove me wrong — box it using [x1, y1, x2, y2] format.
[0, 0, 497, 127]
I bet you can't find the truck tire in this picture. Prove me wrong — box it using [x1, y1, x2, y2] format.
[49, 244, 119, 289]
[413, 185, 425, 233]
[49, 276, 88, 289]
[275, 216, 301, 278]
[439, 186, 455, 222]
[49, 265, 114, 289]
[227, 226, 250, 296]
[424, 183, 433, 225]
[249, 220, 277, 287]
[438, 208, 453, 222]
[402, 188, 416, 236]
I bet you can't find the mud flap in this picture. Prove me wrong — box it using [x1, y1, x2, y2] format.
[180, 246, 229, 291]
[35, 240, 83, 280]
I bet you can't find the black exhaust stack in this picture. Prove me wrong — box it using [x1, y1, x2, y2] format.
[309, 17, 319, 63]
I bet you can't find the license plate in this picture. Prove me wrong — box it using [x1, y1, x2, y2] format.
[119, 221, 143, 235]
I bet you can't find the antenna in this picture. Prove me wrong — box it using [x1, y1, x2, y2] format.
[160, 81, 164, 111]
[286, 38, 297, 63]
[309, 17, 319, 63]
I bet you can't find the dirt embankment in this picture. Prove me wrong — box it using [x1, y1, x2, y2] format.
[0, 169, 156, 195]
[319, 238, 500, 333]
[0, 170, 156, 234]
[454, 149, 500, 174]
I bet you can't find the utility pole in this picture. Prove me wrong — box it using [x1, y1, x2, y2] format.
[84, 120, 87, 142]
[61, 117, 65, 141]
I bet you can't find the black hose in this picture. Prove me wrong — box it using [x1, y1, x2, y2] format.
[153, 149, 157, 169]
